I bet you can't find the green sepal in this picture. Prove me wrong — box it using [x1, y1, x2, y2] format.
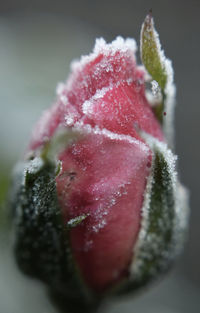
[11, 157, 99, 312]
[115, 146, 177, 295]
[140, 13, 168, 123]
[12, 158, 67, 285]
[134, 149, 175, 282]
[141, 13, 167, 89]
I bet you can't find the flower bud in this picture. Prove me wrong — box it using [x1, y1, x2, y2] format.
[11, 14, 189, 313]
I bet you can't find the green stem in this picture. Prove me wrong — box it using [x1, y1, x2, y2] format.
[153, 90, 166, 124]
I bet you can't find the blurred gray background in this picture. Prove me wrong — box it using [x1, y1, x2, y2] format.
[0, 0, 200, 312]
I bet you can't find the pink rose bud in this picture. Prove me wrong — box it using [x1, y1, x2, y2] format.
[11, 14, 189, 313]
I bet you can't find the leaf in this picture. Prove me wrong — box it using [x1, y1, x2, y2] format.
[115, 144, 178, 294]
[134, 148, 175, 283]
[140, 12, 167, 90]
[140, 12, 171, 124]
[12, 159, 68, 283]
[11, 158, 96, 309]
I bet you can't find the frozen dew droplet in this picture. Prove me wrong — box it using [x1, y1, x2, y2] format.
[151, 80, 160, 96]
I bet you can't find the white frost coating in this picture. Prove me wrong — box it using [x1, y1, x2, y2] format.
[90, 183, 131, 234]
[130, 134, 178, 276]
[92, 219, 107, 233]
[94, 36, 137, 55]
[65, 114, 75, 126]
[92, 206, 108, 234]
[60, 94, 68, 106]
[151, 80, 160, 96]
[71, 36, 137, 72]
[145, 90, 162, 107]
[82, 86, 112, 115]
[143, 134, 177, 188]
[56, 82, 65, 96]
[163, 58, 176, 147]
[22, 157, 44, 186]
[73, 122, 150, 154]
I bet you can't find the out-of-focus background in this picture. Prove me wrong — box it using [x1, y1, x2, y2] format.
[0, 1, 200, 312]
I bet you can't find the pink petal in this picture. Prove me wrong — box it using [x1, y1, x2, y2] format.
[82, 81, 164, 141]
[56, 131, 151, 291]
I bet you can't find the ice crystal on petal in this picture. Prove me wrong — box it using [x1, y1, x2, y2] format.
[56, 82, 66, 96]
[82, 86, 112, 115]
[73, 122, 150, 154]
[65, 114, 75, 126]
[71, 36, 137, 72]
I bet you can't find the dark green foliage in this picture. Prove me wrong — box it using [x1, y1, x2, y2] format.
[11, 158, 97, 312]
[136, 149, 175, 282]
[116, 148, 175, 295]
[13, 159, 67, 285]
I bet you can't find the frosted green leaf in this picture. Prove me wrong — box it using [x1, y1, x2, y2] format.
[11, 158, 98, 312]
[115, 141, 181, 295]
[140, 13, 173, 124]
[140, 12, 167, 90]
[132, 148, 175, 284]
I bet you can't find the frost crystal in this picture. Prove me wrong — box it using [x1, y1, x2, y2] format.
[82, 86, 112, 115]
[65, 114, 75, 126]
[151, 80, 160, 96]
[73, 122, 150, 154]
[56, 82, 65, 96]
[71, 36, 137, 72]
